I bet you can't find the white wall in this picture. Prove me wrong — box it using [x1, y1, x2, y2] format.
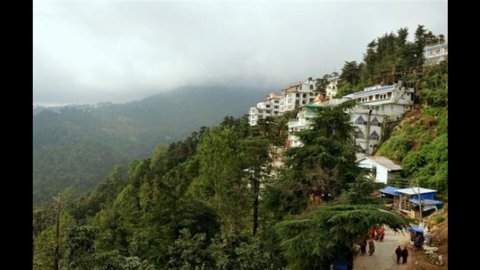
[376, 165, 389, 184]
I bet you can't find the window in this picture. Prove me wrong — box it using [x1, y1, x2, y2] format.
[310, 85, 313, 90]
[369, 131, 379, 140]
[296, 93, 300, 97]
[274, 105, 279, 109]
[303, 93, 307, 98]
[371, 117, 381, 126]
[355, 116, 366, 125]
[355, 130, 365, 139]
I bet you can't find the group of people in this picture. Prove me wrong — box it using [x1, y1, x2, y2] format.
[359, 225, 385, 257]
[395, 246, 409, 264]
[369, 226, 385, 241]
[359, 238, 375, 256]
[358, 226, 409, 265]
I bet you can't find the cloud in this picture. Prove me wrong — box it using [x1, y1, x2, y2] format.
[33, 0, 448, 105]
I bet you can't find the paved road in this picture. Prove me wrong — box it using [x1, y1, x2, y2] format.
[354, 227, 410, 270]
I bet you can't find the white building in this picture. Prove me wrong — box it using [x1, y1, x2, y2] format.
[424, 42, 448, 66]
[248, 92, 282, 126]
[286, 98, 344, 148]
[280, 78, 317, 113]
[344, 82, 414, 155]
[357, 156, 402, 184]
[286, 104, 319, 148]
[325, 74, 340, 98]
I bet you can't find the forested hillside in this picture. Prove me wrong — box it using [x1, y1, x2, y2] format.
[377, 61, 448, 193]
[33, 85, 266, 205]
[33, 26, 447, 270]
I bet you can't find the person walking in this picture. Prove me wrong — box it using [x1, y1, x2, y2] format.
[368, 239, 375, 256]
[395, 246, 402, 264]
[401, 246, 409, 264]
[377, 226, 385, 241]
[360, 238, 367, 256]
[370, 227, 376, 239]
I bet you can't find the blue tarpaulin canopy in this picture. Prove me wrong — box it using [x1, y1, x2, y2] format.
[409, 198, 443, 206]
[379, 186, 400, 196]
[333, 260, 348, 270]
[408, 226, 424, 234]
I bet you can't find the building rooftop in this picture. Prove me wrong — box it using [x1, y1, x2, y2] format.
[396, 187, 437, 195]
[344, 85, 396, 99]
[424, 42, 447, 50]
[379, 186, 401, 196]
[357, 156, 402, 171]
[357, 99, 396, 106]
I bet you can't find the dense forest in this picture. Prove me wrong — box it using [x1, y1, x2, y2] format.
[33, 85, 266, 205]
[33, 25, 447, 269]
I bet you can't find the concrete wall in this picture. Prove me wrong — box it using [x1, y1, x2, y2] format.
[376, 165, 389, 184]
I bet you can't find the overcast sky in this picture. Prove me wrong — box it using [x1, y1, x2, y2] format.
[33, 0, 447, 105]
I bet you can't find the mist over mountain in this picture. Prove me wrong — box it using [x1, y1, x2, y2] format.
[33, 85, 268, 205]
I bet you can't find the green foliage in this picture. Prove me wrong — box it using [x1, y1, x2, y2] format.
[274, 205, 409, 270]
[433, 214, 446, 225]
[417, 61, 448, 107]
[376, 132, 414, 160]
[285, 105, 359, 205]
[33, 212, 76, 270]
[339, 61, 362, 90]
[233, 235, 286, 270]
[255, 116, 289, 147]
[376, 64, 447, 192]
[192, 126, 249, 237]
[33, 86, 264, 205]
[340, 173, 383, 205]
[33, 26, 447, 270]
[166, 229, 215, 270]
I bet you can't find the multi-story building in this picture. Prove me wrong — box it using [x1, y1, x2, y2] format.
[344, 82, 415, 155]
[286, 98, 344, 148]
[286, 104, 319, 148]
[424, 42, 448, 66]
[248, 92, 282, 126]
[280, 78, 317, 112]
[325, 74, 340, 98]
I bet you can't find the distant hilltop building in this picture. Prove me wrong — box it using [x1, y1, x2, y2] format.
[248, 77, 319, 126]
[424, 42, 448, 66]
[280, 78, 317, 112]
[248, 77, 415, 156]
[325, 74, 340, 98]
[248, 92, 282, 126]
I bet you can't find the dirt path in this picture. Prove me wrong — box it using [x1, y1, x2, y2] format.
[354, 227, 411, 270]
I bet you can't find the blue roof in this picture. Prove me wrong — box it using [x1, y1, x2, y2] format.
[379, 186, 400, 196]
[408, 226, 424, 234]
[409, 198, 443, 206]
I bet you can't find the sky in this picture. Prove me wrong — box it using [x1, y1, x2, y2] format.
[33, 0, 448, 105]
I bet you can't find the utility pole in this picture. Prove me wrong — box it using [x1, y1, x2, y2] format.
[407, 180, 422, 222]
[415, 180, 423, 221]
[52, 196, 62, 270]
